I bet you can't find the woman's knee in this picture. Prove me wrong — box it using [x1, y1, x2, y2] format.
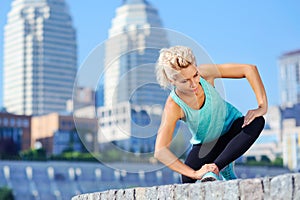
[244, 116, 265, 136]
[254, 116, 265, 130]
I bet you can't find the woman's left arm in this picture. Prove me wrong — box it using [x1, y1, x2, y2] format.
[199, 63, 268, 127]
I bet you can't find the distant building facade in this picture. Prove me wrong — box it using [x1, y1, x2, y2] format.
[277, 49, 300, 171]
[67, 86, 96, 113]
[0, 112, 31, 156]
[278, 49, 300, 107]
[281, 103, 300, 172]
[3, 0, 77, 115]
[98, 0, 170, 153]
[98, 102, 163, 153]
[104, 0, 169, 107]
[31, 112, 97, 155]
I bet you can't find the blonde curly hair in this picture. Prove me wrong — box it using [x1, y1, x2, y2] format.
[156, 46, 196, 89]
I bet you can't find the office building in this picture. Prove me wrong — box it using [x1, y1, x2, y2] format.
[31, 112, 98, 155]
[281, 103, 300, 171]
[97, 0, 171, 152]
[278, 50, 300, 107]
[0, 111, 31, 156]
[103, 0, 169, 107]
[3, 0, 77, 115]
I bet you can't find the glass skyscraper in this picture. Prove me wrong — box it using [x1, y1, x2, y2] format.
[98, 0, 172, 153]
[278, 50, 300, 107]
[3, 0, 77, 116]
[104, 0, 169, 107]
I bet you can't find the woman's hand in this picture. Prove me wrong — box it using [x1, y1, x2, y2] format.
[242, 106, 267, 128]
[193, 163, 219, 180]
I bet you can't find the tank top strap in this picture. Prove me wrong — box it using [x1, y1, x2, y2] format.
[170, 89, 191, 113]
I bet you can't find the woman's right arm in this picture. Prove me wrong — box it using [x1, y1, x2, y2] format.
[154, 98, 207, 180]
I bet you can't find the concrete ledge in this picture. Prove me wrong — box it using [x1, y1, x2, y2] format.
[72, 173, 300, 200]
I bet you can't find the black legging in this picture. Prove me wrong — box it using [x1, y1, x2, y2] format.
[182, 116, 265, 183]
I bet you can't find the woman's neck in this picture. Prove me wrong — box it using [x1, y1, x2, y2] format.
[175, 84, 205, 110]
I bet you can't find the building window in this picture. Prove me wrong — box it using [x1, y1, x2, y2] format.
[3, 118, 8, 126]
[10, 118, 15, 126]
[17, 119, 22, 127]
[296, 63, 300, 84]
[61, 121, 67, 127]
[280, 65, 286, 80]
[23, 119, 29, 128]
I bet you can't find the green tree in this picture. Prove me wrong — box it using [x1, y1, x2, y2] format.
[0, 187, 14, 200]
[20, 148, 47, 161]
[272, 157, 283, 166]
[261, 155, 271, 163]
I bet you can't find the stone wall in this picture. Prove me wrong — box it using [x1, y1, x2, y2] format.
[72, 173, 300, 200]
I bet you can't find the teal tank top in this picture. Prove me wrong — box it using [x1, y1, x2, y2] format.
[170, 77, 243, 144]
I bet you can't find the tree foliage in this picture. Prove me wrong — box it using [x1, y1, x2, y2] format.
[0, 187, 14, 200]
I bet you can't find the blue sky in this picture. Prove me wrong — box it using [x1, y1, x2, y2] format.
[0, 0, 300, 114]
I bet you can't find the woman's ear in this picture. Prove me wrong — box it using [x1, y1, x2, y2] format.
[168, 77, 175, 85]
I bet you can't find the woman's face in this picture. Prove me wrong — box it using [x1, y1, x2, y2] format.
[170, 64, 200, 94]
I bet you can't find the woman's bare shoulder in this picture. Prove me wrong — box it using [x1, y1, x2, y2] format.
[197, 64, 217, 86]
[164, 96, 184, 120]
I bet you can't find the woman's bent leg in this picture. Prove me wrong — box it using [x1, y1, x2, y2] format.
[214, 116, 265, 170]
[182, 116, 265, 183]
[182, 117, 245, 183]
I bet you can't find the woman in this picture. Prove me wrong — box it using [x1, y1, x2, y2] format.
[154, 46, 267, 183]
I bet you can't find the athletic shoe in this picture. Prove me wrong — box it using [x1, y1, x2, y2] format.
[220, 162, 237, 181]
[200, 171, 220, 182]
